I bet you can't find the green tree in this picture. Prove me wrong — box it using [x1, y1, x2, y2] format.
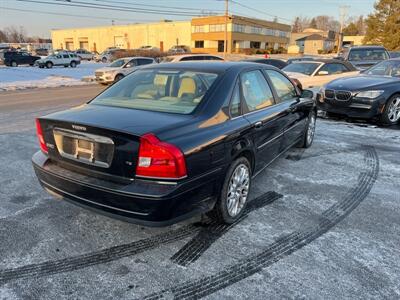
[364, 0, 400, 50]
[343, 22, 359, 35]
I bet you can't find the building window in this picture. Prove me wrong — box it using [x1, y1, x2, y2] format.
[233, 24, 245, 32]
[195, 40, 204, 48]
[250, 41, 261, 49]
[250, 26, 262, 34]
[193, 25, 205, 33]
[209, 24, 224, 32]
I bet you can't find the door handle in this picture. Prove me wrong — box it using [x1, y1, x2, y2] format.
[254, 121, 263, 129]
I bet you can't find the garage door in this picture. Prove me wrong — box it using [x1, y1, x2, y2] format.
[79, 41, 89, 50]
[114, 36, 126, 49]
[65, 42, 74, 50]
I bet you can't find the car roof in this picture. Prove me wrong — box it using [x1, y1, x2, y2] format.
[168, 54, 223, 59]
[140, 61, 278, 73]
[242, 58, 284, 62]
[289, 59, 357, 70]
[116, 56, 154, 60]
[348, 45, 387, 50]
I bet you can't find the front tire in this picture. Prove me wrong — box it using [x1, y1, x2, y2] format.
[208, 157, 251, 224]
[298, 110, 316, 148]
[114, 74, 124, 82]
[11, 61, 18, 67]
[101, 57, 107, 63]
[380, 95, 400, 125]
[70, 61, 77, 68]
[46, 61, 53, 69]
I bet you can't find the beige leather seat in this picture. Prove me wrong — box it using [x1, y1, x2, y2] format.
[178, 77, 196, 98]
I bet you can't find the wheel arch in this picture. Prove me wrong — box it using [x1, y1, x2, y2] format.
[230, 139, 255, 174]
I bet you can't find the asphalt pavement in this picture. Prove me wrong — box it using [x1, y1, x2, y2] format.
[0, 86, 399, 299]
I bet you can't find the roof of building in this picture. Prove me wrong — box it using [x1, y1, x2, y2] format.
[295, 34, 334, 42]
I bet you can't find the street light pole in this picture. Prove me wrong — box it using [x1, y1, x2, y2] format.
[224, 0, 229, 58]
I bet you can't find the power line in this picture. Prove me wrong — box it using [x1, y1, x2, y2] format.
[90, 0, 225, 12]
[14, 0, 208, 16]
[230, 0, 293, 23]
[0, 6, 151, 22]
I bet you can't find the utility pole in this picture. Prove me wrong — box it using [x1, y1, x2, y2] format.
[224, 0, 229, 58]
[337, 5, 350, 55]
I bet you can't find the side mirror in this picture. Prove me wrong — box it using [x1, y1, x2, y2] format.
[317, 70, 329, 76]
[301, 89, 314, 99]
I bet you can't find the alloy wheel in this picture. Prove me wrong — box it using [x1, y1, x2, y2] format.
[226, 164, 250, 217]
[307, 112, 316, 145]
[388, 97, 400, 123]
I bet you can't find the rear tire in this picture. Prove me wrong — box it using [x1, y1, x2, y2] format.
[46, 61, 53, 69]
[101, 57, 107, 63]
[298, 110, 316, 148]
[380, 95, 400, 125]
[208, 157, 251, 224]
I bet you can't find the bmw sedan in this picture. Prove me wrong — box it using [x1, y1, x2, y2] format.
[319, 59, 400, 125]
[32, 62, 317, 226]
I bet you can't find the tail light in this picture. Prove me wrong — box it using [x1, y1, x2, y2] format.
[136, 133, 186, 179]
[35, 119, 48, 153]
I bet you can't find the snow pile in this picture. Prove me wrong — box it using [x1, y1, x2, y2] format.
[0, 61, 106, 91]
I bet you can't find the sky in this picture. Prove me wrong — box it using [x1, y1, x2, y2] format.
[0, 0, 377, 38]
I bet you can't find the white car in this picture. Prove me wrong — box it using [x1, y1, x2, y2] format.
[138, 46, 160, 51]
[94, 49, 124, 63]
[75, 49, 95, 60]
[282, 60, 359, 89]
[160, 54, 224, 63]
[36, 52, 81, 68]
[94, 56, 155, 84]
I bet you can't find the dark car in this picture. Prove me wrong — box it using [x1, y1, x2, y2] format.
[241, 58, 288, 69]
[32, 62, 316, 226]
[339, 46, 390, 70]
[3, 51, 41, 67]
[319, 59, 400, 125]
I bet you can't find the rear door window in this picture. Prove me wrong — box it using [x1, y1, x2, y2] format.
[240, 70, 274, 112]
[137, 58, 153, 65]
[229, 81, 241, 117]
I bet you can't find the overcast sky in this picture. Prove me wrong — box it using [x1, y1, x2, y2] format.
[0, 0, 376, 37]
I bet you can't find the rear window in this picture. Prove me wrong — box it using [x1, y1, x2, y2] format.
[91, 69, 219, 114]
[348, 49, 389, 61]
[282, 62, 321, 76]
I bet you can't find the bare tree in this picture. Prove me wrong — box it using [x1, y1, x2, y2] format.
[0, 29, 8, 43]
[4, 26, 27, 43]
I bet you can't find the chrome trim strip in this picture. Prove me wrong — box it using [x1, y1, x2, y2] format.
[257, 132, 284, 150]
[283, 120, 306, 134]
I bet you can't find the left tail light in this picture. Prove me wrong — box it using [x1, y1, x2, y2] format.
[35, 118, 48, 153]
[136, 133, 186, 179]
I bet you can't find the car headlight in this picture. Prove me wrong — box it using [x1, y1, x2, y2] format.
[355, 90, 384, 99]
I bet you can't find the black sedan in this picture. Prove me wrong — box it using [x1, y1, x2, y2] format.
[32, 62, 316, 226]
[241, 58, 288, 69]
[319, 59, 400, 125]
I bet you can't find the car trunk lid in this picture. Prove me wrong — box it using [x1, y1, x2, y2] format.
[38, 104, 192, 179]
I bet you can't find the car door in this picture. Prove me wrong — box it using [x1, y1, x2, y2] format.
[239, 69, 285, 173]
[264, 69, 307, 151]
[122, 59, 138, 75]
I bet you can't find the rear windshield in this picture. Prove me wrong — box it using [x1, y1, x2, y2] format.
[282, 62, 321, 76]
[91, 69, 219, 114]
[348, 49, 389, 61]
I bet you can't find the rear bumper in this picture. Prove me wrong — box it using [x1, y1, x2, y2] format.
[32, 151, 222, 226]
[318, 97, 384, 119]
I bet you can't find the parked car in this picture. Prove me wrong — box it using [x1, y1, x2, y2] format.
[282, 59, 359, 88]
[241, 58, 288, 69]
[338, 46, 390, 70]
[168, 45, 191, 54]
[34, 48, 50, 56]
[138, 45, 160, 52]
[94, 49, 126, 63]
[75, 49, 95, 60]
[319, 59, 400, 125]
[32, 62, 316, 226]
[161, 54, 224, 63]
[94, 56, 155, 84]
[36, 53, 81, 68]
[3, 51, 41, 67]
[286, 56, 317, 64]
[389, 51, 400, 59]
